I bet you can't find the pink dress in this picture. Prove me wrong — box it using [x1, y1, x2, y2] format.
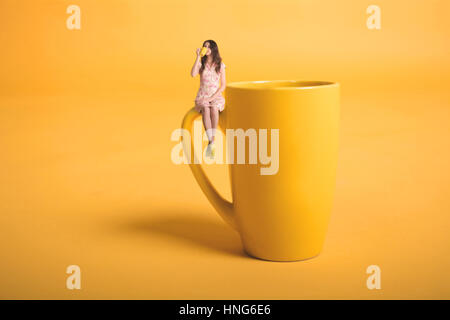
[194, 61, 226, 113]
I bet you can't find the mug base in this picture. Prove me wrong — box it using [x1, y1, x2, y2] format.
[242, 247, 321, 262]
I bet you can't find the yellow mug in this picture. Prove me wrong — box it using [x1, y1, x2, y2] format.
[200, 47, 208, 57]
[181, 80, 340, 261]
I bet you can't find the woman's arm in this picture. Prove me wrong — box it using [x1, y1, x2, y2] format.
[191, 49, 202, 77]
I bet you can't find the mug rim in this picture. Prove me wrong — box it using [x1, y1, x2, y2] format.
[226, 80, 339, 91]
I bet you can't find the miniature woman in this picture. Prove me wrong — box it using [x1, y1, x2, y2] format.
[191, 40, 226, 158]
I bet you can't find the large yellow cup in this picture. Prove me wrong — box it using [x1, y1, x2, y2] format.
[181, 80, 340, 261]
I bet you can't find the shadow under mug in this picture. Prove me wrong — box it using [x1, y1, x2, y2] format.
[181, 80, 340, 261]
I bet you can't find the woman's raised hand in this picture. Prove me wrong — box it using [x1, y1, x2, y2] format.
[196, 48, 201, 57]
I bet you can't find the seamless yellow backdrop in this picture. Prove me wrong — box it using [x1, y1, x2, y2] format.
[0, 0, 449, 299]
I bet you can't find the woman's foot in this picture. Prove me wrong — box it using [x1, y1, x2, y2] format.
[210, 142, 216, 158]
[205, 142, 212, 158]
[206, 142, 215, 159]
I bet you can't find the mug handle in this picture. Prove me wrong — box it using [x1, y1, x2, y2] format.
[181, 107, 238, 232]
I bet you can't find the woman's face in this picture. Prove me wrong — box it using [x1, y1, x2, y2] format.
[204, 42, 212, 56]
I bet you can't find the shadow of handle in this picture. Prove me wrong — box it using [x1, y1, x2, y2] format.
[181, 107, 238, 232]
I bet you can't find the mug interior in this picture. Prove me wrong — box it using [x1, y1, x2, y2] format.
[226, 80, 337, 90]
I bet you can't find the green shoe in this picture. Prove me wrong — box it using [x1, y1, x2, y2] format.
[205, 143, 212, 158]
[210, 142, 216, 158]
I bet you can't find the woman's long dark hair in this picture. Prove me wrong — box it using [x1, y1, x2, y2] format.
[199, 40, 222, 75]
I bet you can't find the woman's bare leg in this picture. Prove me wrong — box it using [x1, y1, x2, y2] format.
[200, 106, 213, 143]
[209, 106, 219, 143]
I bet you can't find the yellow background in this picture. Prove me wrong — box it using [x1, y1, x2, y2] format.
[0, 0, 449, 299]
